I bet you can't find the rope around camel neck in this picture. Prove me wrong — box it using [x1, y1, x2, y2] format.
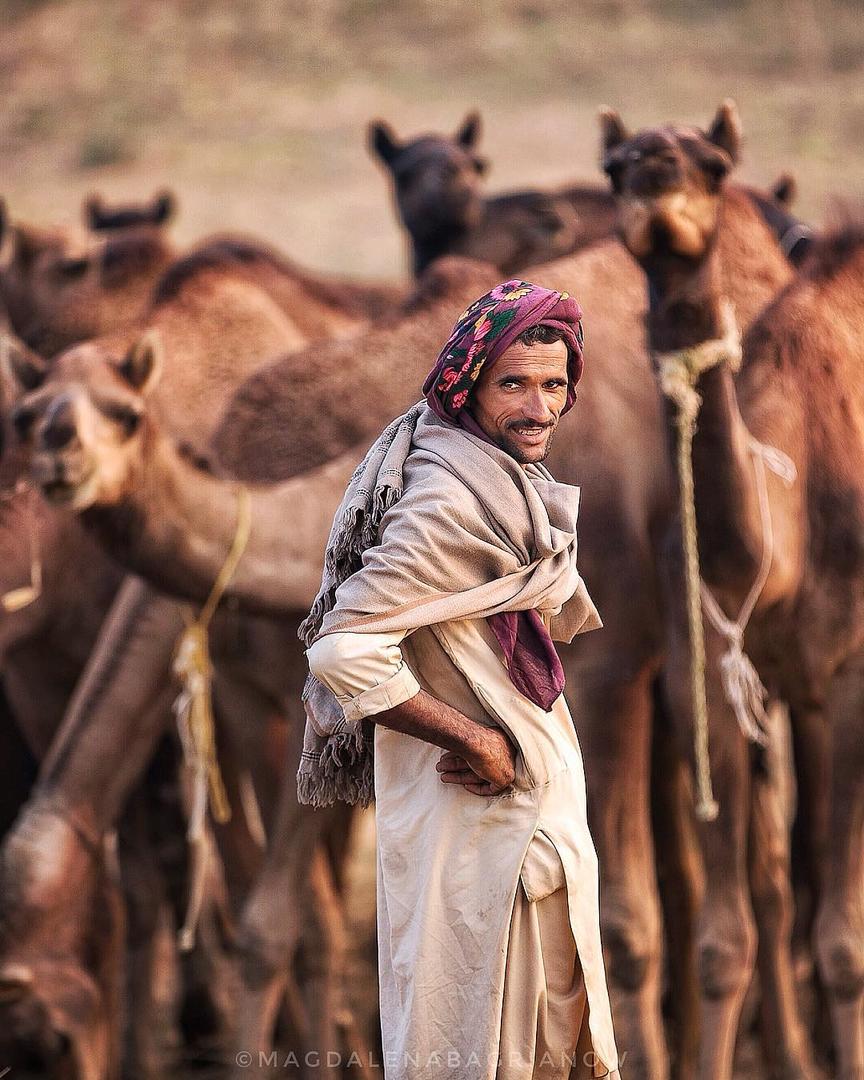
[656, 300, 796, 821]
[173, 483, 252, 950]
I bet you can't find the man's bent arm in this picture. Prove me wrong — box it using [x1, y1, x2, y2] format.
[306, 630, 515, 794]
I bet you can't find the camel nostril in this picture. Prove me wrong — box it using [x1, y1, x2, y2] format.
[43, 418, 77, 451]
[42, 398, 78, 451]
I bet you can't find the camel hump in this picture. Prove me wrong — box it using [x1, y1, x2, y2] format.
[407, 256, 501, 310]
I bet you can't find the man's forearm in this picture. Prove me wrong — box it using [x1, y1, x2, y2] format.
[370, 689, 517, 794]
[371, 688, 486, 758]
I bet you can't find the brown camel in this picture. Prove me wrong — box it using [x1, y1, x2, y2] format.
[369, 111, 619, 275]
[0, 202, 178, 356]
[0, 250, 315, 1076]
[5, 258, 505, 1079]
[604, 101, 864, 1079]
[14, 141, 803, 1080]
[369, 112, 812, 281]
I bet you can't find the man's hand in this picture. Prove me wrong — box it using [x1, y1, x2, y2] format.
[370, 689, 518, 796]
[436, 727, 517, 797]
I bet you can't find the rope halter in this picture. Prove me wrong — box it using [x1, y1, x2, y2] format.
[654, 300, 796, 821]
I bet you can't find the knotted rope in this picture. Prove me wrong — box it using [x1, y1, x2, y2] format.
[656, 300, 796, 821]
[173, 484, 252, 950]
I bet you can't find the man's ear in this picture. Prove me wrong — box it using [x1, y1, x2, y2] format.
[706, 99, 742, 165]
[368, 120, 402, 166]
[117, 329, 163, 395]
[456, 110, 482, 149]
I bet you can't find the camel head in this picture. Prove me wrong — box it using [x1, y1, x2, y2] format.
[83, 188, 177, 233]
[0, 960, 107, 1080]
[11, 331, 162, 511]
[599, 100, 742, 264]
[369, 112, 487, 242]
[0, 201, 174, 356]
[0, 807, 121, 1080]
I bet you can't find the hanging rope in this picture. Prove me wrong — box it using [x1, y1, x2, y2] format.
[657, 301, 798, 821]
[173, 484, 252, 950]
[699, 437, 796, 746]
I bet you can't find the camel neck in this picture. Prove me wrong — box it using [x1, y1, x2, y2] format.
[80, 422, 354, 615]
[644, 243, 726, 354]
[643, 233, 765, 594]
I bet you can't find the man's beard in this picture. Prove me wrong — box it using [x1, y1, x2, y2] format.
[499, 423, 556, 464]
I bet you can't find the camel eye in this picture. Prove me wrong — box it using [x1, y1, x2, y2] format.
[98, 399, 142, 438]
[55, 257, 89, 281]
[11, 404, 36, 440]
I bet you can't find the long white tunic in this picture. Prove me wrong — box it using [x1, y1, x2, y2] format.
[307, 614, 621, 1079]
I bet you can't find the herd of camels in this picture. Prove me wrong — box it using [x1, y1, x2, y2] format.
[0, 98, 862, 1080]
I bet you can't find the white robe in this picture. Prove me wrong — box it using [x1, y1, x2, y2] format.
[307, 614, 620, 1079]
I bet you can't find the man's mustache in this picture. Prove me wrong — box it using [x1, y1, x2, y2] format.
[507, 420, 555, 431]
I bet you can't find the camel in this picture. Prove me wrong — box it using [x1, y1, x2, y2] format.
[154, 235, 407, 344]
[369, 112, 812, 282]
[603, 101, 864, 1079]
[84, 189, 177, 233]
[13, 137, 805, 1080]
[0, 249, 316, 1076]
[369, 111, 619, 275]
[0, 201, 178, 356]
[3, 257, 506, 1078]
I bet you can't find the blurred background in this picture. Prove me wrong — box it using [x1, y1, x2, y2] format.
[2, 0, 862, 278]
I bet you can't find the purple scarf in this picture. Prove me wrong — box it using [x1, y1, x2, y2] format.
[422, 280, 585, 711]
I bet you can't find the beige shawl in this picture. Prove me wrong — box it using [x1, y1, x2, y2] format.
[297, 402, 600, 807]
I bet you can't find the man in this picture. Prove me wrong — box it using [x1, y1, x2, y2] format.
[300, 281, 620, 1079]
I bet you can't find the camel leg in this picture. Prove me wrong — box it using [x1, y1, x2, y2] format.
[0, 580, 184, 1076]
[0, 683, 38, 840]
[117, 781, 171, 1079]
[660, 614, 757, 1080]
[814, 659, 864, 1079]
[571, 659, 669, 1079]
[650, 678, 703, 1080]
[789, 706, 833, 1069]
[748, 703, 818, 1079]
[230, 746, 345, 1079]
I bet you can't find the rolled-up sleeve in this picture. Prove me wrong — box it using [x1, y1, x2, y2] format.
[306, 630, 422, 722]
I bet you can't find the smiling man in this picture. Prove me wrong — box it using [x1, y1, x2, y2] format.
[300, 281, 620, 1079]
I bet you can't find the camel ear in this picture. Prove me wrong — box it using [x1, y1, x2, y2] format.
[368, 120, 401, 166]
[772, 172, 796, 207]
[152, 190, 176, 225]
[83, 193, 104, 231]
[706, 99, 742, 165]
[456, 111, 482, 149]
[1, 335, 46, 392]
[118, 330, 162, 395]
[599, 107, 628, 155]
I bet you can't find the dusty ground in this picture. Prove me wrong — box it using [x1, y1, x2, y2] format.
[3, 1, 855, 1075]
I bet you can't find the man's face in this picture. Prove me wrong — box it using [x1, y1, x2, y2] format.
[468, 337, 570, 464]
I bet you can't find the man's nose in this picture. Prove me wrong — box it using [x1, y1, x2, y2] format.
[522, 388, 555, 423]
